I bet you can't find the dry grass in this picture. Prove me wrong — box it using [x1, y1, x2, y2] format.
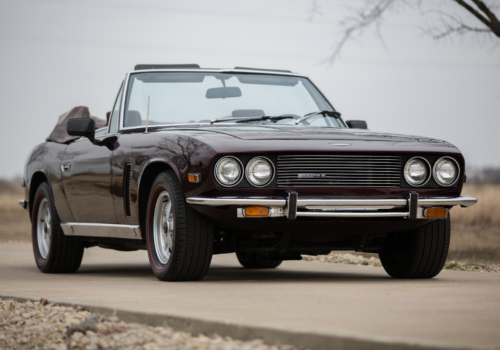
[448, 185, 500, 263]
[1, 184, 499, 263]
[0, 194, 32, 242]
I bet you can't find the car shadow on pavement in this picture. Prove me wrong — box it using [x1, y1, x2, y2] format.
[10, 263, 450, 284]
[203, 266, 392, 283]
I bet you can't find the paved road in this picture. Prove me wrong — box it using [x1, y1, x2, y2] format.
[1, 242, 499, 349]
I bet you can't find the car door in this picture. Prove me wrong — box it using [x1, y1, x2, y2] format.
[61, 84, 123, 223]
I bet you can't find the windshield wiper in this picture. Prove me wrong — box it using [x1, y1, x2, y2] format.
[211, 115, 294, 124]
[235, 115, 294, 123]
[295, 110, 341, 125]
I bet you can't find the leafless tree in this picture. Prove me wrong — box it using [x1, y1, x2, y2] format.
[315, 0, 500, 64]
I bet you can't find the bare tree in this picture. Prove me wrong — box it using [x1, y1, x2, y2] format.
[318, 0, 500, 64]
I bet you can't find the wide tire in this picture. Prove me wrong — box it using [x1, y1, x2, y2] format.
[379, 218, 450, 279]
[236, 252, 282, 269]
[146, 171, 214, 281]
[32, 182, 84, 273]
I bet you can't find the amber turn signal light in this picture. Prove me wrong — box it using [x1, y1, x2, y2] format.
[188, 173, 201, 183]
[244, 206, 269, 217]
[425, 207, 447, 218]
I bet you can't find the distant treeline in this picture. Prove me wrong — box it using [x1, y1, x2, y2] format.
[0, 179, 23, 195]
[467, 167, 500, 185]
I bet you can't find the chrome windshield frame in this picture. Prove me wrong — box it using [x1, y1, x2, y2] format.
[118, 68, 343, 132]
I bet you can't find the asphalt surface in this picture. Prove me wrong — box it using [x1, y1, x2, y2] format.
[1, 242, 499, 350]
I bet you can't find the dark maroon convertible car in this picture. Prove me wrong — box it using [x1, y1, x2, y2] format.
[20, 64, 477, 281]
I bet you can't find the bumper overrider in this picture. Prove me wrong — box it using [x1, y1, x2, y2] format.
[186, 192, 477, 220]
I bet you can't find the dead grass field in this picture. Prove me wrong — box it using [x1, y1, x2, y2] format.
[1, 184, 499, 264]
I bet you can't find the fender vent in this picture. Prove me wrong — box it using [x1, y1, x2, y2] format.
[124, 164, 132, 217]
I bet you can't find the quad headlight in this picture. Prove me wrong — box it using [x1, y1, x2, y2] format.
[214, 156, 243, 187]
[246, 157, 274, 187]
[404, 157, 430, 187]
[433, 157, 459, 187]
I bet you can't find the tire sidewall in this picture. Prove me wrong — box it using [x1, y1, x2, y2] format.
[32, 183, 54, 271]
[146, 175, 178, 279]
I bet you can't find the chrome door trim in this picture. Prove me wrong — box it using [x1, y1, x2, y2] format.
[60, 223, 142, 240]
[119, 72, 130, 132]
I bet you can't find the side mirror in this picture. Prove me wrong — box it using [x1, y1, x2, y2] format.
[346, 120, 368, 129]
[67, 118, 101, 145]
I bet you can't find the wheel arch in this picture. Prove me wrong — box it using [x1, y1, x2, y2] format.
[137, 161, 179, 236]
[29, 171, 50, 220]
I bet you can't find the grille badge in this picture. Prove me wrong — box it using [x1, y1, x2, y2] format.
[298, 173, 327, 178]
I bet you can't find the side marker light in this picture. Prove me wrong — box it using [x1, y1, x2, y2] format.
[188, 173, 201, 183]
[424, 207, 447, 218]
[244, 206, 269, 217]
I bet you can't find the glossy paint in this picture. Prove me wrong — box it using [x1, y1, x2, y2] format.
[24, 123, 465, 238]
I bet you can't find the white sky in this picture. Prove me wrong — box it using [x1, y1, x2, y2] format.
[0, 0, 498, 179]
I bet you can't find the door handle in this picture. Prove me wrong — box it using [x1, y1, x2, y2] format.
[61, 163, 71, 173]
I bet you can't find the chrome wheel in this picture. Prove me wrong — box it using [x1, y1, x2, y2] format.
[36, 197, 51, 259]
[153, 191, 175, 265]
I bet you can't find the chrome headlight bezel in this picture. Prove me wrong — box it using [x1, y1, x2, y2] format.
[404, 156, 431, 187]
[245, 156, 275, 187]
[433, 156, 460, 187]
[214, 156, 244, 187]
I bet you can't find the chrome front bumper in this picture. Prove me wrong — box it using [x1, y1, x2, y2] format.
[186, 193, 477, 220]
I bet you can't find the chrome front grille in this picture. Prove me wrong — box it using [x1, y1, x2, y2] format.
[276, 154, 401, 188]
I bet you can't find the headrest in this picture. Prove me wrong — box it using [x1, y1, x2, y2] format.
[232, 109, 265, 118]
[125, 110, 142, 127]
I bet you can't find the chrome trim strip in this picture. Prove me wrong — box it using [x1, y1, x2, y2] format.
[296, 211, 409, 218]
[296, 198, 408, 207]
[108, 81, 124, 134]
[119, 73, 130, 131]
[418, 195, 477, 207]
[60, 223, 142, 240]
[305, 206, 397, 211]
[187, 197, 287, 207]
[128, 68, 306, 78]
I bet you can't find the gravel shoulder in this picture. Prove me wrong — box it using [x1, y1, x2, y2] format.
[0, 298, 302, 350]
[303, 252, 500, 272]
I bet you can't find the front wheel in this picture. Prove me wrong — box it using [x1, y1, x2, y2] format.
[32, 182, 84, 273]
[146, 171, 214, 281]
[379, 218, 450, 279]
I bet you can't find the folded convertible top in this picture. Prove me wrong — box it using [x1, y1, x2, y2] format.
[46, 106, 106, 143]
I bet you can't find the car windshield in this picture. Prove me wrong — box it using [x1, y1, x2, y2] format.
[123, 72, 344, 128]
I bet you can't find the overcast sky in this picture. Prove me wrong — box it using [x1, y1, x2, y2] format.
[0, 0, 498, 179]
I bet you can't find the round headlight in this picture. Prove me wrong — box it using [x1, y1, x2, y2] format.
[215, 156, 243, 187]
[404, 157, 430, 187]
[433, 157, 459, 187]
[246, 157, 274, 187]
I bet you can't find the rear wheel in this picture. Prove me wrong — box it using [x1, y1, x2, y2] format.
[379, 218, 450, 279]
[146, 171, 214, 281]
[32, 182, 84, 273]
[236, 252, 282, 269]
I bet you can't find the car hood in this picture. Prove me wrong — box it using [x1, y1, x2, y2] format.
[156, 126, 460, 154]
